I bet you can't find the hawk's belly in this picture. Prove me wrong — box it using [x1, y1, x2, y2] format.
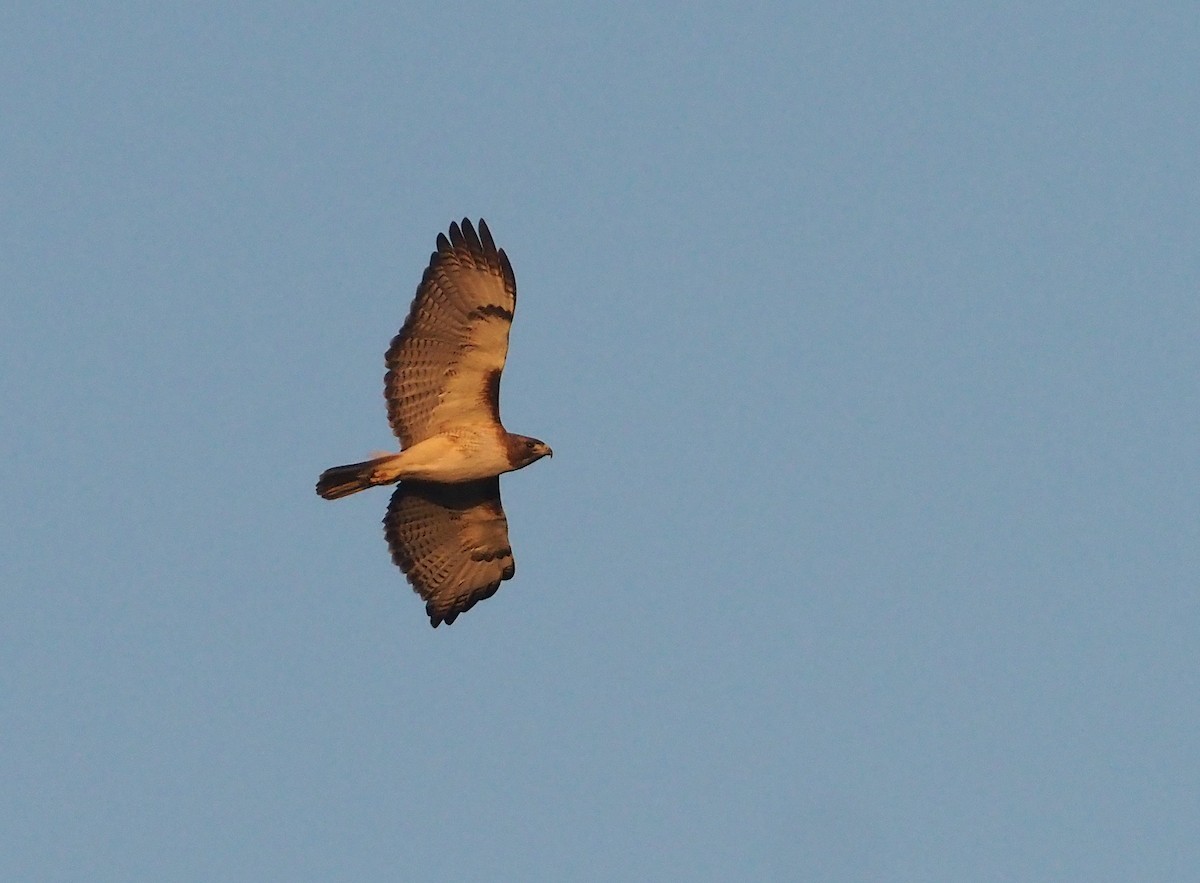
[386, 432, 513, 484]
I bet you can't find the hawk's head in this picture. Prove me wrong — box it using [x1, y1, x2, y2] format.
[505, 434, 553, 470]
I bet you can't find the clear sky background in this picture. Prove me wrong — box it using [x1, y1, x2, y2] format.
[2, 3, 1197, 881]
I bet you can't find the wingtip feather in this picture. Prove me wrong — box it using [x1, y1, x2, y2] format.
[460, 218, 483, 256]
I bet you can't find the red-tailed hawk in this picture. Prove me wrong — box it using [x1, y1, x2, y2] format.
[316, 219, 552, 627]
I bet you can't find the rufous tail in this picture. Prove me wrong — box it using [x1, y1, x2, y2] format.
[316, 455, 397, 500]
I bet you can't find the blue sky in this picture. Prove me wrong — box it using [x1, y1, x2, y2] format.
[2, 3, 1197, 880]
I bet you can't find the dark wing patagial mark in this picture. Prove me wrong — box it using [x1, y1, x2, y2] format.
[384, 219, 518, 448]
[483, 368, 503, 424]
[382, 477, 515, 627]
[469, 303, 514, 322]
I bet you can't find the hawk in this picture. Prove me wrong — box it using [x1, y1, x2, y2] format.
[316, 219, 552, 627]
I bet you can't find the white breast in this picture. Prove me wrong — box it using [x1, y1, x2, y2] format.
[391, 430, 511, 483]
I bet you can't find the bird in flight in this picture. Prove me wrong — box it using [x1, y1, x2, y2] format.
[316, 219, 552, 627]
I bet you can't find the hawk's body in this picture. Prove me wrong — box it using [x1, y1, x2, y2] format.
[316, 219, 551, 627]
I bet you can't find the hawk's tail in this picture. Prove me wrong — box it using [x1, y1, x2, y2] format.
[316, 455, 398, 500]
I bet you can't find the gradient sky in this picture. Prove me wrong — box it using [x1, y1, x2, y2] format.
[3, 3, 1197, 880]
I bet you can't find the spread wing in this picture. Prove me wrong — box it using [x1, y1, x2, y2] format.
[385, 219, 517, 448]
[383, 477, 516, 627]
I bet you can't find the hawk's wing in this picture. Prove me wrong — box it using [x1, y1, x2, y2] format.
[383, 477, 516, 627]
[385, 219, 517, 448]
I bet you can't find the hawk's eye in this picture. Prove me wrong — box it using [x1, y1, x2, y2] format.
[526, 440, 536, 449]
